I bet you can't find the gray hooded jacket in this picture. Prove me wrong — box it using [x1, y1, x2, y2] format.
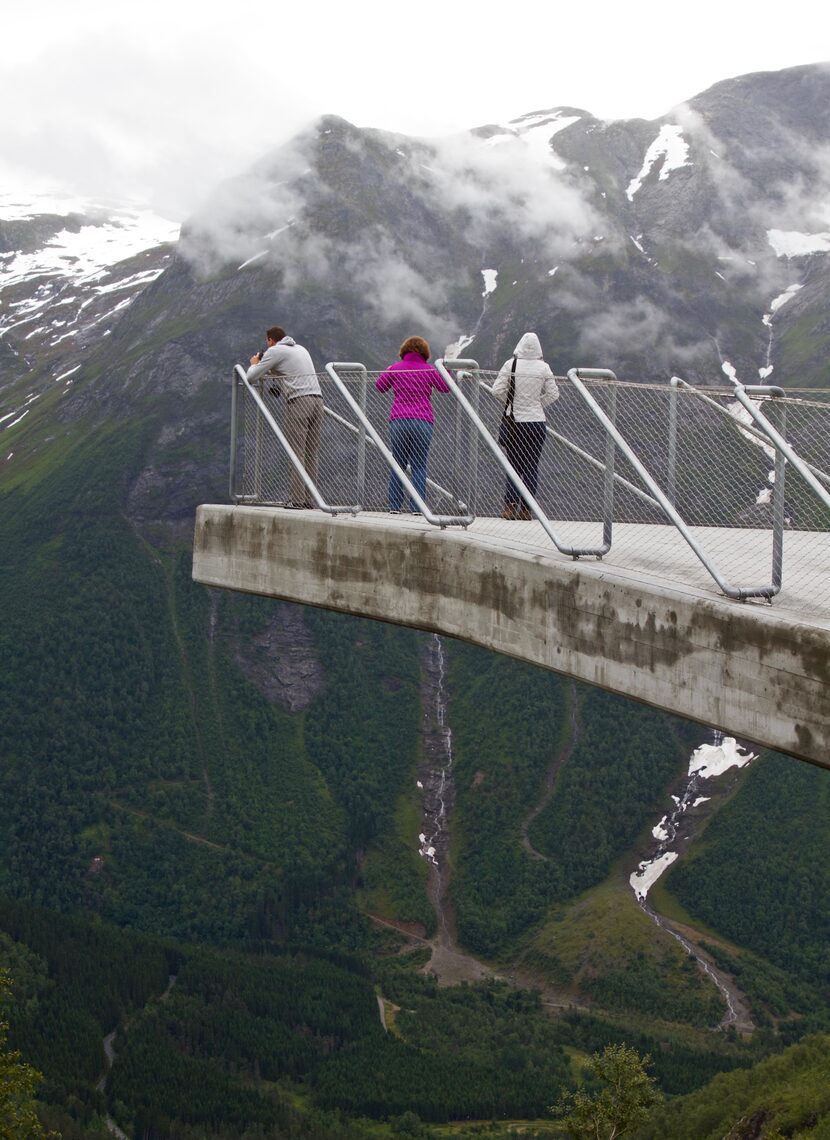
[245, 336, 321, 400]
[491, 332, 559, 422]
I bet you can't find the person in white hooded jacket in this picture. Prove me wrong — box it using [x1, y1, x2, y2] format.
[491, 332, 559, 519]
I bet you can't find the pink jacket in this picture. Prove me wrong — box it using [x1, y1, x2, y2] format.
[375, 352, 450, 423]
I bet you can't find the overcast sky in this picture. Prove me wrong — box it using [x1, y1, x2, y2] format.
[3, 0, 827, 220]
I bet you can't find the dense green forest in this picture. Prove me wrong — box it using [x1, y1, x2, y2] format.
[447, 644, 699, 956]
[0, 895, 769, 1137]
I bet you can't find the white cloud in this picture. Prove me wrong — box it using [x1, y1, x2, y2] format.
[5, 1, 827, 216]
[425, 130, 602, 257]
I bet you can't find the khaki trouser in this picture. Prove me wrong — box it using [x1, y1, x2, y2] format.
[284, 395, 324, 505]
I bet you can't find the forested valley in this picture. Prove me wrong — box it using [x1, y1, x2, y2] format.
[0, 414, 828, 1138]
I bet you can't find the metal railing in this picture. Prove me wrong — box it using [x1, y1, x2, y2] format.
[228, 360, 830, 616]
[435, 360, 612, 558]
[324, 363, 473, 528]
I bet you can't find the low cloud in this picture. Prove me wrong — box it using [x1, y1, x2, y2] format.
[577, 295, 717, 375]
[179, 139, 313, 276]
[426, 129, 605, 257]
[348, 235, 457, 343]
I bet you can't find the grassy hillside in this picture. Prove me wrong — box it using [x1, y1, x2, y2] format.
[523, 879, 725, 1027]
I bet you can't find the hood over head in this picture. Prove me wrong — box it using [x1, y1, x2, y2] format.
[513, 332, 543, 360]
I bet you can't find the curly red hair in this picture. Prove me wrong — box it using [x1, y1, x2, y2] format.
[399, 336, 430, 360]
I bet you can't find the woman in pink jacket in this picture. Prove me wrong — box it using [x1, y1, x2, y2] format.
[376, 336, 450, 512]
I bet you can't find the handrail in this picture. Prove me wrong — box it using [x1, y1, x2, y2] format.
[325, 362, 474, 528]
[475, 379, 661, 510]
[732, 383, 830, 511]
[228, 359, 829, 606]
[568, 368, 780, 600]
[321, 404, 467, 508]
[437, 360, 610, 558]
[231, 365, 360, 515]
[670, 376, 830, 492]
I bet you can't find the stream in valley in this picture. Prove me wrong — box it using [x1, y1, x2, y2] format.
[418, 633, 455, 948]
[630, 732, 757, 1030]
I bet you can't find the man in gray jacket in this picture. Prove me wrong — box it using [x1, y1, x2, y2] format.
[247, 326, 323, 508]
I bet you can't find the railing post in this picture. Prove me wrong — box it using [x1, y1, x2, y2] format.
[229, 366, 240, 502]
[444, 361, 481, 515]
[356, 366, 368, 503]
[771, 399, 786, 592]
[468, 369, 481, 514]
[733, 384, 830, 512]
[667, 378, 679, 505]
[602, 384, 616, 551]
[253, 381, 264, 501]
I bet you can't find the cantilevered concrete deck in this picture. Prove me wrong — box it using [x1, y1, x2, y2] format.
[192, 505, 830, 770]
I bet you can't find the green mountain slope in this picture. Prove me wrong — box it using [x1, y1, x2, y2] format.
[637, 1033, 830, 1139]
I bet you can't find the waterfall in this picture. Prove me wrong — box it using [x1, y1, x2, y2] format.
[418, 633, 455, 944]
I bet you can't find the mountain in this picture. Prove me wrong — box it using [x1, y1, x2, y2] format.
[0, 193, 178, 436]
[0, 63, 828, 1138]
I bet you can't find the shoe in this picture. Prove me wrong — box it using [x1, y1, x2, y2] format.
[516, 505, 532, 521]
[501, 504, 518, 520]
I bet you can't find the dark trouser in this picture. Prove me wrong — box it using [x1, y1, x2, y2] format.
[388, 418, 433, 511]
[284, 395, 324, 506]
[503, 421, 546, 505]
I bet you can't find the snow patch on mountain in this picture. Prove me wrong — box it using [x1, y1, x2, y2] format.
[484, 110, 580, 167]
[0, 195, 179, 288]
[630, 851, 677, 901]
[626, 124, 691, 201]
[763, 283, 803, 326]
[770, 284, 803, 313]
[688, 737, 756, 779]
[767, 229, 830, 257]
[0, 195, 178, 364]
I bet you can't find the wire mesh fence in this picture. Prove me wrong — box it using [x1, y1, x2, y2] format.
[230, 364, 830, 619]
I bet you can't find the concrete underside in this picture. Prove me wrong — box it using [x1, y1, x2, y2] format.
[193, 505, 830, 770]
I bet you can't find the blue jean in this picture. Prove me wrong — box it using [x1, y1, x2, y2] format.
[388, 418, 433, 511]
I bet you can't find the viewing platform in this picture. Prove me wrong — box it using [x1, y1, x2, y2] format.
[194, 504, 830, 769]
